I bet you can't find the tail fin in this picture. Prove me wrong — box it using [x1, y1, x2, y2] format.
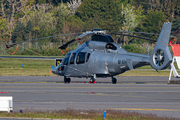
[150, 22, 172, 70]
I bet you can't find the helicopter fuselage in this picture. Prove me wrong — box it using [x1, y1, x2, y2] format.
[52, 40, 150, 78]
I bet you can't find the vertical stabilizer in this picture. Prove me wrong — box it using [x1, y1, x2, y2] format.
[156, 22, 172, 46]
[150, 22, 172, 70]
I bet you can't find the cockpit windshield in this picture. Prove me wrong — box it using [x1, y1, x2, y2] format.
[107, 36, 114, 42]
[62, 53, 71, 65]
[91, 35, 114, 42]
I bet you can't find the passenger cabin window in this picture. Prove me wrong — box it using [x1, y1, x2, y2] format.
[76, 52, 86, 64]
[86, 53, 90, 62]
[62, 53, 70, 65]
[70, 53, 76, 64]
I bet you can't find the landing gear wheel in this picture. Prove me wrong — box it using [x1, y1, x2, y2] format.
[89, 77, 96, 83]
[64, 77, 71, 83]
[89, 74, 96, 83]
[67, 78, 71, 83]
[90, 78, 95, 83]
[112, 77, 117, 84]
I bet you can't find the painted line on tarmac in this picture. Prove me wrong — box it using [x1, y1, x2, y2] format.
[14, 100, 34, 102]
[0, 92, 7, 93]
[122, 95, 146, 98]
[109, 108, 180, 111]
[1, 86, 180, 89]
[4, 90, 180, 93]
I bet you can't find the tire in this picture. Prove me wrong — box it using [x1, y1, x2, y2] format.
[90, 78, 95, 83]
[112, 78, 117, 84]
[64, 77, 70, 83]
[67, 78, 71, 83]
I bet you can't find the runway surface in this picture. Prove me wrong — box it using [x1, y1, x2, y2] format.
[0, 76, 172, 84]
[0, 76, 180, 119]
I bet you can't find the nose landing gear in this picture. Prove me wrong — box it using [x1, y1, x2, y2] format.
[89, 74, 96, 83]
[64, 76, 71, 83]
[111, 77, 117, 84]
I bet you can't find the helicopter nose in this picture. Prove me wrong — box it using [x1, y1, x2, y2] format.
[51, 66, 58, 74]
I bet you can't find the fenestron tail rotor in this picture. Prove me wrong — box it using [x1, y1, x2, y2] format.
[154, 49, 165, 66]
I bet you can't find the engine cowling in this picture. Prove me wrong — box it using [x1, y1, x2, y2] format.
[87, 41, 117, 51]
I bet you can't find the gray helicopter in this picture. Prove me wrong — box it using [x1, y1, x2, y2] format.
[51, 22, 173, 84]
[6, 22, 173, 84]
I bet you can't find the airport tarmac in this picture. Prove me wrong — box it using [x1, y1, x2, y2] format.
[0, 76, 180, 119]
[0, 76, 173, 84]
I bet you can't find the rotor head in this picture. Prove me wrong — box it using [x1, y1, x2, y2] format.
[91, 28, 106, 35]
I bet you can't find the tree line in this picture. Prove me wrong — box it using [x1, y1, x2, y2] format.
[0, 0, 180, 55]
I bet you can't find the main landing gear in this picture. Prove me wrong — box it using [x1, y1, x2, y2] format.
[89, 74, 96, 83]
[64, 76, 71, 83]
[88, 75, 117, 84]
[111, 76, 117, 84]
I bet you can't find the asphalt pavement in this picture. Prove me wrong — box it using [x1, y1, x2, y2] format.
[0, 81, 180, 118]
[0, 76, 172, 84]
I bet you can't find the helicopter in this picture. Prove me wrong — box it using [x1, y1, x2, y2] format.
[6, 22, 173, 84]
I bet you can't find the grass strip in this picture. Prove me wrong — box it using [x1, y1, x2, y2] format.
[0, 58, 54, 76]
[0, 55, 63, 58]
[0, 109, 179, 120]
[0, 58, 178, 76]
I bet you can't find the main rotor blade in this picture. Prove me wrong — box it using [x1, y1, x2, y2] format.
[58, 31, 95, 49]
[59, 39, 76, 49]
[118, 31, 175, 38]
[118, 31, 159, 35]
[111, 33, 157, 42]
[6, 43, 17, 49]
[6, 33, 81, 48]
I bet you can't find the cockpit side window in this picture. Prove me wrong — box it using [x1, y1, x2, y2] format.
[70, 53, 76, 64]
[86, 53, 90, 62]
[76, 52, 86, 64]
[62, 53, 71, 65]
